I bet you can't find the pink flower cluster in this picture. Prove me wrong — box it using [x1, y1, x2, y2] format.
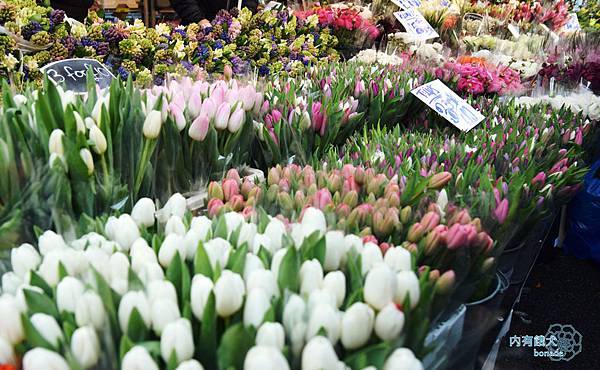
[436, 61, 522, 96]
[513, 0, 569, 31]
[295, 5, 380, 40]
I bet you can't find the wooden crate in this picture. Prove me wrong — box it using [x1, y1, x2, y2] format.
[102, 0, 140, 9]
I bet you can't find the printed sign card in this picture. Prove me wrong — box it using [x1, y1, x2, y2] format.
[394, 9, 439, 40]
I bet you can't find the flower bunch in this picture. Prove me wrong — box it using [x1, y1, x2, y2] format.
[512, 0, 570, 31]
[435, 60, 523, 96]
[0, 195, 447, 369]
[577, 1, 600, 31]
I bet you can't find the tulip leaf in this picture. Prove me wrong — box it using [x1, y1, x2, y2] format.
[65, 349, 85, 370]
[217, 323, 255, 370]
[128, 268, 145, 292]
[58, 261, 69, 281]
[127, 307, 148, 342]
[62, 320, 76, 343]
[181, 260, 192, 305]
[167, 251, 183, 298]
[229, 223, 243, 248]
[29, 270, 53, 297]
[213, 216, 229, 240]
[194, 241, 213, 279]
[257, 246, 271, 269]
[198, 292, 217, 369]
[167, 351, 179, 370]
[344, 342, 391, 370]
[20, 313, 56, 351]
[119, 335, 135, 362]
[278, 246, 299, 293]
[182, 301, 193, 321]
[226, 242, 248, 275]
[23, 288, 59, 319]
[138, 340, 161, 357]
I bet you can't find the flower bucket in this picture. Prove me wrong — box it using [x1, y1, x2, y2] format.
[497, 241, 526, 282]
[447, 272, 508, 370]
[423, 305, 467, 370]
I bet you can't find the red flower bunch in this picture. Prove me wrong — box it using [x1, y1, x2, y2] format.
[513, 0, 569, 31]
[295, 5, 380, 40]
[436, 60, 522, 96]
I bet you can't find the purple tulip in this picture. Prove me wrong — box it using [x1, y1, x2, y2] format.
[493, 199, 509, 225]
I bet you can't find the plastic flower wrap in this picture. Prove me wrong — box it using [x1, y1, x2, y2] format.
[436, 58, 523, 96]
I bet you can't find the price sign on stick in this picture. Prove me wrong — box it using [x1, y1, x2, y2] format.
[411, 80, 485, 132]
[40, 58, 114, 93]
[391, 0, 421, 10]
[562, 13, 581, 32]
[394, 9, 439, 40]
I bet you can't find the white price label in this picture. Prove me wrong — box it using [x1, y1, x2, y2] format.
[507, 24, 520, 38]
[391, 0, 421, 10]
[563, 13, 581, 32]
[411, 80, 485, 132]
[394, 9, 439, 40]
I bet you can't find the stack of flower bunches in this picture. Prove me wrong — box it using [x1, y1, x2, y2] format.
[0, 194, 455, 370]
[206, 165, 495, 279]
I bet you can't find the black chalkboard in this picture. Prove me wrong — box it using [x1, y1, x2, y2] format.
[40, 58, 115, 93]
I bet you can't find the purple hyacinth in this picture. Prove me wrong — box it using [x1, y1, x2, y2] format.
[50, 9, 65, 26]
[21, 21, 42, 40]
[258, 65, 270, 76]
[231, 56, 247, 75]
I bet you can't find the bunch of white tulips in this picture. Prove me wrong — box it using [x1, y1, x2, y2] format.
[0, 193, 425, 370]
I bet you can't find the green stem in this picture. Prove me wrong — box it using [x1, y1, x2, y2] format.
[101, 154, 110, 193]
[134, 139, 151, 198]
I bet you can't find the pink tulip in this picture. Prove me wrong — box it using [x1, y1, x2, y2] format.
[271, 109, 282, 124]
[253, 92, 264, 114]
[188, 114, 210, 141]
[227, 108, 245, 133]
[421, 212, 440, 232]
[239, 86, 256, 111]
[214, 102, 231, 130]
[169, 102, 186, 131]
[531, 172, 546, 187]
[226, 88, 240, 105]
[207, 198, 224, 217]
[313, 188, 333, 210]
[575, 128, 583, 145]
[201, 98, 217, 120]
[222, 178, 239, 202]
[311, 102, 324, 133]
[493, 199, 509, 225]
[446, 224, 468, 250]
[188, 93, 203, 119]
[171, 92, 186, 111]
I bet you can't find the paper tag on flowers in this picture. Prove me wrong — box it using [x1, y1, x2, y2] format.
[264, 1, 283, 10]
[391, 0, 421, 10]
[507, 24, 520, 38]
[562, 13, 581, 32]
[394, 9, 439, 40]
[411, 80, 485, 132]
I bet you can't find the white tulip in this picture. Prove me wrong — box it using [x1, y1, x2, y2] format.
[79, 148, 94, 175]
[104, 216, 118, 241]
[184, 229, 202, 261]
[48, 153, 66, 169]
[0, 294, 23, 344]
[341, 302, 374, 349]
[383, 348, 423, 370]
[89, 125, 107, 155]
[30, 313, 63, 347]
[147, 280, 178, 304]
[175, 359, 205, 370]
[289, 322, 306, 356]
[48, 129, 65, 156]
[143, 110, 163, 139]
[256, 322, 285, 351]
[299, 259, 323, 296]
[246, 269, 279, 300]
[301, 207, 327, 236]
[214, 270, 245, 317]
[73, 111, 86, 134]
[302, 336, 345, 370]
[384, 247, 411, 272]
[71, 326, 100, 368]
[37, 250, 66, 286]
[306, 303, 340, 344]
[84, 117, 96, 130]
[375, 303, 405, 341]
[160, 318, 194, 363]
[11, 243, 41, 278]
[166, 215, 186, 236]
[122, 346, 159, 370]
[0, 336, 15, 365]
[190, 216, 212, 240]
[109, 252, 130, 283]
[307, 289, 336, 314]
[203, 237, 231, 270]
[131, 198, 156, 228]
[243, 253, 265, 282]
[160, 193, 187, 221]
[131, 240, 157, 273]
[12, 94, 27, 107]
[223, 212, 245, 237]
[138, 262, 165, 286]
[114, 215, 140, 251]
[118, 291, 151, 333]
[243, 288, 271, 328]
[23, 348, 69, 370]
[264, 218, 286, 252]
[190, 274, 214, 320]
[364, 263, 397, 311]
[238, 223, 257, 248]
[252, 234, 272, 255]
[395, 271, 420, 308]
[56, 276, 85, 313]
[324, 231, 345, 271]
[151, 299, 181, 335]
[282, 294, 306, 334]
[323, 271, 346, 308]
[111, 278, 129, 296]
[159, 234, 187, 267]
[244, 345, 290, 370]
[1, 273, 22, 295]
[269, 249, 286, 281]
[361, 242, 383, 276]
[75, 291, 106, 330]
[38, 230, 68, 256]
[290, 223, 305, 247]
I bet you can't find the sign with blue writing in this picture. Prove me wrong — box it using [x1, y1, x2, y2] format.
[40, 58, 114, 93]
[562, 13, 581, 32]
[394, 9, 439, 40]
[411, 79, 485, 132]
[391, 0, 421, 10]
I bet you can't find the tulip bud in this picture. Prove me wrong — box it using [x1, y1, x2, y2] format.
[0, 336, 15, 365]
[31, 313, 63, 347]
[429, 172, 452, 189]
[407, 223, 426, 243]
[75, 291, 106, 330]
[189, 114, 210, 141]
[277, 191, 294, 211]
[175, 360, 204, 370]
[214, 270, 245, 317]
[214, 102, 231, 130]
[48, 129, 65, 155]
[71, 326, 100, 368]
[131, 198, 156, 228]
[306, 303, 341, 344]
[342, 190, 358, 208]
[23, 348, 69, 370]
[436, 270, 456, 295]
[243, 288, 271, 328]
[301, 207, 327, 236]
[423, 228, 442, 256]
[244, 345, 290, 370]
[450, 209, 471, 225]
[364, 263, 397, 310]
[222, 178, 239, 202]
[143, 110, 163, 139]
[256, 322, 285, 351]
[384, 247, 411, 272]
[322, 271, 346, 308]
[375, 303, 405, 341]
[122, 346, 159, 370]
[421, 212, 440, 232]
[302, 336, 344, 370]
[79, 148, 94, 175]
[89, 125, 107, 155]
[395, 271, 420, 308]
[300, 259, 324, 295]
[160, 318, 194, 363]
[207, 181, 224, 201]
[400, 206, 412, 224]
[11, 243, 41, 278]
[0, 295, 24, 344]
[228, 108, 245, 133]
[383, 348, 423, 370]
[118, 291, 151, 334]
[223, 64, 233, 80]
[56, 276, 85, 313]
[341, 302, 375, 349]
[207, 198, 224, 218]
[159, 234, 187, 268]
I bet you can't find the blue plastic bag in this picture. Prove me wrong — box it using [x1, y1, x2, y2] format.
[563, 160, 600, 264]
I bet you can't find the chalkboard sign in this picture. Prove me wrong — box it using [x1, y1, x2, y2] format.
[40, 58, 115, 93]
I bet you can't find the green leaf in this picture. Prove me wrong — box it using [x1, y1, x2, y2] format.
[167, 350, 179, 370]
[217, 323, 255, 370]
[257, 246, 271, 269]
[226, 242, 248, 275]
[166, 251, 183, 298]
[126, 307, 148, 342]
[29, 270, 53, 297]
[58, 261, 69, 281]
[119, 335, 135, 362]
[194, 241, 213, 279]
[198, 292, 217, 369]
[213, 216, 229, 239]
[128, 268, 144, 291]
[277, 246, 299, 293]
[23, 289, 59, 319]
[344, 342, 392, 370]
[21, 313, 56, 350]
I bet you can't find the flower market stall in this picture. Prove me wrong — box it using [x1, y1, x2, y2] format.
[0, 0, 599, 369]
